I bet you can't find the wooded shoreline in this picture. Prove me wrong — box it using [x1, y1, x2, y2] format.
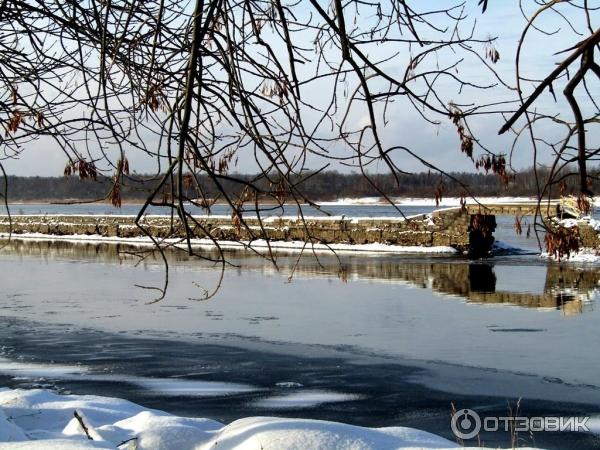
[3, 169, 599, 204]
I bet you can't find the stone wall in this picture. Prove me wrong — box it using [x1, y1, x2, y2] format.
[0, 214, 471, 250]
[575, 222, 600, 248]
[2, 208, 599, 256]
[544, 218, 600, 249]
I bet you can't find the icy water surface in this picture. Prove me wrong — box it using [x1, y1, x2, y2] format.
[0, 205, 600, 448]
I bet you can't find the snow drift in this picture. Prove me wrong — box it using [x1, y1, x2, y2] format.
[0, 388, 541, 450]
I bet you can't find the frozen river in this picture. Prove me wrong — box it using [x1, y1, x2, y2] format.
[0, 203, 599, 448]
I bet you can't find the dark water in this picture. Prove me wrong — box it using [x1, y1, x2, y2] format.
[0, 204, 599, 448]
[1, 316, 599, 450]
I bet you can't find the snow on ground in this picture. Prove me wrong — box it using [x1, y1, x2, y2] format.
[540, 216, 600, 263]
[0, 387, 498, 450]
[318, 197, 385, 206]
[318, 197, 541, 207]
[1, 196, 575, 209]
[541, 248, 600, 264]
[559, 219, 579, 229]
[0, 233, 459, 255]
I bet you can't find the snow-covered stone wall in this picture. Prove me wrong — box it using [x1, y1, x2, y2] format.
[0, 213, 470, 250]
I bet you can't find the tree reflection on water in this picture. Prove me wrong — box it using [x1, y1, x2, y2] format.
[1, 239, 597, 315]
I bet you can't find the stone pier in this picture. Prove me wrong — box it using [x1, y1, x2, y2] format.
[0, 213, 466, 249]
[0, 199, 597, 254]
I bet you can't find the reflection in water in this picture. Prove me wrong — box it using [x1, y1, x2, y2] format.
[1, 239, 598, 315]
[468, 264, 594, 315]
[469, 264, 496, 293]
[335, 261, 596, 315]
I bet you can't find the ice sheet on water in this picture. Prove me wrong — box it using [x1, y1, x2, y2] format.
[0, 358, 257, 397]
[133, 378, 256, 396]
[253, 390, 361, 409]
[275, 381, 304, 388]
[0, 358, 87, 378]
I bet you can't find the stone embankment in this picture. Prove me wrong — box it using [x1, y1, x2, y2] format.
[1, 198, 599, 254]
[0, 213, 470, 250]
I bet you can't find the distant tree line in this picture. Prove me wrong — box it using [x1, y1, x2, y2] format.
[3, 168, 599, 204]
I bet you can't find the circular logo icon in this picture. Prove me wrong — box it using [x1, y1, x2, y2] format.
[451, 409, 481, 440]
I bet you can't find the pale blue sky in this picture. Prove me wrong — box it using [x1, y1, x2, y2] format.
[3, 1, 598, 176]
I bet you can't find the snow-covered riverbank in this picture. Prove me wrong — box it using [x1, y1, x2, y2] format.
[0, 388, 495, 450]
[318, 196, 542, 207]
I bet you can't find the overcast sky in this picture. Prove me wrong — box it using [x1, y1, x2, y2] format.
[3, 1, 598, 176]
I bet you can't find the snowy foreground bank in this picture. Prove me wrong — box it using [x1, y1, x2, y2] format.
[0, 388, 540, 450]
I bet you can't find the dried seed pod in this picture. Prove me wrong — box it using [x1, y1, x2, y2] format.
[231, 211, 242, 234]
[110, 177, 122, 208]
[514, 215, 522, 235]
[448, 105, 474, 160]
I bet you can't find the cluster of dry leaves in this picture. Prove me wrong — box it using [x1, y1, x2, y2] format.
[475, 154, 510, 185]
[545, 226, 580, 260]
[63, 159, 98, 180]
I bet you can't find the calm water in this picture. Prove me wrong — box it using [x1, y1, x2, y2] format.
[0, 204, 599, 448]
